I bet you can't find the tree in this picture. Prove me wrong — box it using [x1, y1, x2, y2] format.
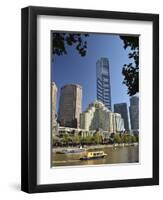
[81, 135, 92, 145]
[72, 135, 81, 144]
[131, 135, 137, 143]
[127, 135, 132, 143]
[121, 134, 129, 143]
[114, 134, 122, 144]
[62, 133, 72, 145]
[81, 136, 86, 145]
[94, 132, 102, 144]
[85, 135, 93, 144]
[120, 36, 139, 96]
[134, 134, 139, 143]
[52, 32, 89, 57]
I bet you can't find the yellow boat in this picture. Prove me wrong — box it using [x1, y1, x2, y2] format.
[80, 151, 107, 160]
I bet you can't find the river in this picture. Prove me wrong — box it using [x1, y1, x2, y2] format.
[52, 145, 139, 167]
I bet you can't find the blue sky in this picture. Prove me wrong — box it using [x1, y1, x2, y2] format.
[52, 33, 132, 113]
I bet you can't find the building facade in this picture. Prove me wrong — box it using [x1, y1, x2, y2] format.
[80, 101, 110, 131]
[129, 95, 139, 131]
[58, 84, 82, 128]
[51, 82, 58, 137]
[80, 100, 124, 133]
[58, 126, 95, 138]
[108, 112, 116, 133]
[51, 82, 58, 121]
[114, 113, 125, 132]
[96, 57, 112, 110]
[114, 103, 129, 131]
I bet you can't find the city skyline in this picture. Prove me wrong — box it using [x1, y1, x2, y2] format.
[52, 33, 132, 113]
[52, 80, 138, 131]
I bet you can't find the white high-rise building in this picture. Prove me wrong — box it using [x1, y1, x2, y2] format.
[52, 82, 58, 121]
[114, 113, 125, 132]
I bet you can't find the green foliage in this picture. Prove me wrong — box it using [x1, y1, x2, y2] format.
[94, 132, 103, 144]
[121, 134, 130, 143]
[114, 134, 139, 144]
[53, 132, 139, 146]
[52, 32, 89, 57]
[120, 36, 139, 96]
[72, 135, 81, 144]
[114, 134, 122, 144]
[62, 133, 72, 144]
[131, 135, 137, 143]
[81, 135, 93, 144]
[134, 134, 139, 143]
[85, 135, 93, 144]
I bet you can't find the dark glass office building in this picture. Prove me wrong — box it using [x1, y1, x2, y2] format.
[129, 96, 139, 131]
[96, 57, 112, 110]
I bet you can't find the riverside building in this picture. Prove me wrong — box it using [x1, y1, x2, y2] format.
[58, 84, 82, 128]
[80, 100, 124, 133]
[114, 103, 129, 131]
[96, 57, 112, 110]
[51, 82, 58, 121]
[129, 95, 139, 133]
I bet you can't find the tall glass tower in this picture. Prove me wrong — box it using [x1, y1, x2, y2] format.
[96, 57, 112, 110]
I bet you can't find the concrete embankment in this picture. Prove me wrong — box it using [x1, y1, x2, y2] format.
[52, 143, 138, 153]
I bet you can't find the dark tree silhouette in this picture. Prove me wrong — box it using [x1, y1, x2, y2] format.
[120, 36, 139, 96]
[52, 32, 89, 57]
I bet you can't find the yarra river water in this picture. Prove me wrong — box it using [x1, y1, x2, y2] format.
[52, 145, 139, 167]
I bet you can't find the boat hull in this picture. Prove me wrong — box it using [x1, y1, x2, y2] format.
[80, 155, 106, 160]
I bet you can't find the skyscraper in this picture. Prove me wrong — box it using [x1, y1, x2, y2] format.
[114, 103, 129, 131]
[51, 82, 58, 121]
[96, 57, 112, 110]
[129, 95, 139, 131]
[58, 84, 82, 128]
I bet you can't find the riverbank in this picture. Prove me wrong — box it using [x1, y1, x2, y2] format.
[52, 143, 138, 153]
[52, 144, 139, 166]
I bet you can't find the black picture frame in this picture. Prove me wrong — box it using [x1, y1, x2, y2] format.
[21, 6, 159, 193]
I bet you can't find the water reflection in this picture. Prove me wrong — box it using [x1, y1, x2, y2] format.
[52, 146, 139, 167]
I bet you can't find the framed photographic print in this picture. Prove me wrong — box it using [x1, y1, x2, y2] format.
[21, 6, 159, 193]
